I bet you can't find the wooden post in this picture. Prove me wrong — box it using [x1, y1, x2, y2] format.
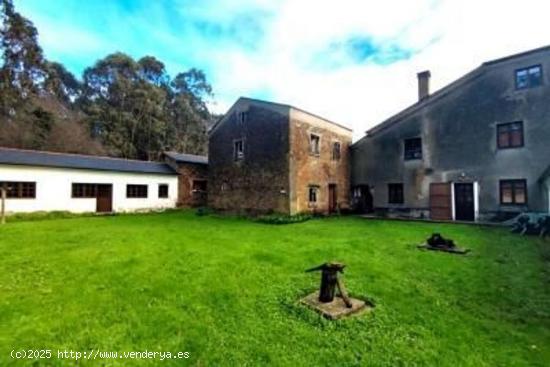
[1, 187, 6, 225]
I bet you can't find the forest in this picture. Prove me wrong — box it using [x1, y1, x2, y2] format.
[0, 0, 215, 160]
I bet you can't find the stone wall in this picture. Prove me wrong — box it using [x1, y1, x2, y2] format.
[289, 109, 352, 215]
[208, 101, 291, 214]
[164, 157, 208, 207]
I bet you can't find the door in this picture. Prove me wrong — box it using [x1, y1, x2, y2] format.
[430, 183, 452, 220]
[328, 184, 337, 213]
[96, 184, 112, 213]
[454, 183, 474, 221]
[354, 185, 373, 214]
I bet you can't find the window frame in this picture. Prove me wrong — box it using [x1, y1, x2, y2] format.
[192, 179, 207, 193]
[515, 64, 543, 90]
[497, 121, 524, 149]
[308, 185, 319, 204]
[72, 183, 98, 198]
[404, 137, 422, 161]
[238, 111, 249, 124]
[332, 141, 341, 160]
[499, 179, 527, 205]
[310, 134, 321, 156]
[233, 139, 244, 161]
[126, 184, 148, 199]
[158, 184, 169, 198]
[388, 183, 404, 204]
[0, 181, 36, 199]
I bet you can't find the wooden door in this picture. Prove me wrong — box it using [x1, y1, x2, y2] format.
[454, 183, 474, 221]
[328, 184, 337, 213]
[430, 183, 452, 220]
[96, 184, 112, 213]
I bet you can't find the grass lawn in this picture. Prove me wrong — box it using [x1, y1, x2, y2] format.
[0, 211, 549, 366]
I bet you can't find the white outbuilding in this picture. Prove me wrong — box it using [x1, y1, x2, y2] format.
[0, 147, 179, 213]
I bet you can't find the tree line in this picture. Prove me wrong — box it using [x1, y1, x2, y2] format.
[0, 0, 215, 160]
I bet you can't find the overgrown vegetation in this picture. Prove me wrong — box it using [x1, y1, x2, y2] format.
[1, 211, 549, 366]
[0, 0, 214, 159]
[254, 213, 313, 225]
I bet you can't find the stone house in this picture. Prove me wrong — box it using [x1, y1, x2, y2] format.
[163, 152, 208, 207]
[351, 45, 550, 221]
[208, 97, 352, 215]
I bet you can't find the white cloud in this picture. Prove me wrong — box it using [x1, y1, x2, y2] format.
[203, 0, 550, 140]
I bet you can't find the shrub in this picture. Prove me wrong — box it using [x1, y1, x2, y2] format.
[254, 213, 312, 225]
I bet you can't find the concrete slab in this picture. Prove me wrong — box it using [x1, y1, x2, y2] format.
[300, 292, 373, 320]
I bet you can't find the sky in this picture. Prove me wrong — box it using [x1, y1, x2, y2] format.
[18, 0, 550, 140]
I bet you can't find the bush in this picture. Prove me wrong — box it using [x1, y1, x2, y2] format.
[254, 213, 312, 225]
[195, 207, 215, 216]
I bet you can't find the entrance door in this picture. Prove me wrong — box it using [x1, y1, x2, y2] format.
[430, 183, 452, 220]
[96, 184, 112, 213]
[354, 185, 373, 213]
[328, 184, 337, 213]
[454, 183, 474, 221]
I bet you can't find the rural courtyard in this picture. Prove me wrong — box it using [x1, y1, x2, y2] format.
[0, 211, 549, 366]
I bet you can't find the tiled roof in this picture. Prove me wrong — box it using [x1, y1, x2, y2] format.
[0, 147, 177, 175]
[164, 151, 208, 165]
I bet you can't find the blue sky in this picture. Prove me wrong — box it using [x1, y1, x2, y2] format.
[18, 0, 550, 139]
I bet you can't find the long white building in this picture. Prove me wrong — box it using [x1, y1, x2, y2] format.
[0, 148, 178, 213]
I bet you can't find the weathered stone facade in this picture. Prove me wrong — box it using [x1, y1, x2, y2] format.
[208, 98, 352, 215]
[289, 109, 351, 214]
[164, 152, 208, 207]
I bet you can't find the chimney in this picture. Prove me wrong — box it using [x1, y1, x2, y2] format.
[417, 70, 431, 101]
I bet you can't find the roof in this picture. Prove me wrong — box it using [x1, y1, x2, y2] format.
[164, 151, 208, 165]
[0, 147, 177, 175]
[209, 96, 352, 134]
[365, 45, 550, 137]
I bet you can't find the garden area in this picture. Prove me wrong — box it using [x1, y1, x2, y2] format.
[0, 210, 549, 366]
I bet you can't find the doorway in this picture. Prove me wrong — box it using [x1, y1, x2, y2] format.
[354, 185, 373, 214]
[96, 184, 112, 213]
[454, 183, 475, 221]
[328, 184, 337, 213]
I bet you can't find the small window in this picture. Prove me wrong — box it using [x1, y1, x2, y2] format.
[72, 183, 97, 198]
[516, 65, 542, 89]
[332, 142, 341, 160]
[497, 121, 524, 149]
[234, 139, 244, 161]
[308, 185, 319, 203]
[238, 111, 248, 123]
[158, 184, 168, 198]
[500, 179, 527, 205]
[127, 184, 148, 198]
[221, 182, 229, 192]
[388, 183, 404, 204]
[404, 138, 422, 160]
[192, 180, 207, 192]
[0, 181, 36, 199]
[310, 134, 320, 155]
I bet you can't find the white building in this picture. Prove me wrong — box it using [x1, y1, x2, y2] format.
[0, 148, 179, 213]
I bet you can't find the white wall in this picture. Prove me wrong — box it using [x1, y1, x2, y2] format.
[0, 164, 178, 213]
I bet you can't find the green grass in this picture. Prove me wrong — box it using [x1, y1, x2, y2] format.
[0, 211, 549, 366]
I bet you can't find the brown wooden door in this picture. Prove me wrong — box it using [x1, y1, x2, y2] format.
[430, 183, 452, 220]
[96, 184, 112, 213]
[328, 184, 337, 213]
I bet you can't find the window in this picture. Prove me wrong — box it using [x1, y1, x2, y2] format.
[497, 121, 524, 149]
[0, 181, 36, 199]
[192, 180, 207, 192]
[516, 65, 542, 89]
[388, 183, 404, 204]
[158, 184, 168, 198]
[221, 182, 229, 192]
[127, 184, 148, 198]
[234, 139, 244, 161]
[404, 138, 422, 160]
[72, 183, 97, 198]
[308, 185, 319, 203]
[500, 179, 527, 205]
[332, 142, 341, 160]
[238, 111, 248, 123]
[310, 134, 320, 155]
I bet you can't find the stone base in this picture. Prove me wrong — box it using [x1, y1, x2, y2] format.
[300, 292, 373, 320]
